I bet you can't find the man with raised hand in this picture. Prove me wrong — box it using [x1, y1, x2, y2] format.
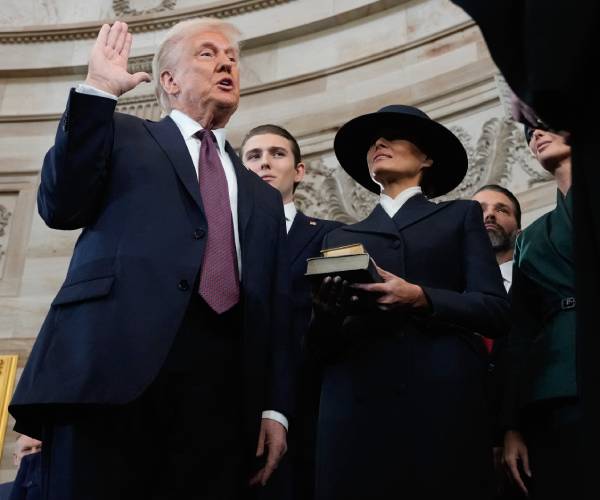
[10, 19, 292, 500]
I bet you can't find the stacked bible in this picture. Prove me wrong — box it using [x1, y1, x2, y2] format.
[305, 243, 382, 283]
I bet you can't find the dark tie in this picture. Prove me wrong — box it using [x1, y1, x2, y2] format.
[195, 129, 240, 314]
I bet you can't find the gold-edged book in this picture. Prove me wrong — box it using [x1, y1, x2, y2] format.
[320, 243, 366, 258]
[305, 244, 382, 284]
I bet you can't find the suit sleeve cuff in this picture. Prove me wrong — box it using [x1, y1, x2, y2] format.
[76, 83, 118, 101]
[261, 410, 288, 431]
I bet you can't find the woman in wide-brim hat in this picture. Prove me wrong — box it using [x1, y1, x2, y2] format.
[307, 105, 509, 500]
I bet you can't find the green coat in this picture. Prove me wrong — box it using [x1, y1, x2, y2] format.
[504, 189, 576, 427]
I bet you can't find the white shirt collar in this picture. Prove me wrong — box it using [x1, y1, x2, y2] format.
[379, 186, 422, 218]
[283, 202, 297, 233]
[169, 109, 227, 154]
[499, 259, 513, 292]
[284, 202, 297, 222]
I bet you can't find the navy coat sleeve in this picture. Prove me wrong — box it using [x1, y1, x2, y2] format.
[38, 90, 116, 230]
[268, 206, 295, 417]
[420, 201, 509, 339]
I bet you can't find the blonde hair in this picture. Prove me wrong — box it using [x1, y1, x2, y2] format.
[152, 18, 242, 112]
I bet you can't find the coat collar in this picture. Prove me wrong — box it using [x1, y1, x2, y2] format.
[342, 194, 453, 237]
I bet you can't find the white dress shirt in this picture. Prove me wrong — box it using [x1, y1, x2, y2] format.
[379, 186, 423, 218]
[499, 260, 513, 292]
[75, 84, 288, 431]
[284, 202, 298, 234]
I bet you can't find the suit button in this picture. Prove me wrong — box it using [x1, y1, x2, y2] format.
[178, 280, 190, 291]
[391, 240, 402, 249]
[193, 228, 205, 240]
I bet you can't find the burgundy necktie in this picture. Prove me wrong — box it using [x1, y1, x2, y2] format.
[195, 129, 240, 314]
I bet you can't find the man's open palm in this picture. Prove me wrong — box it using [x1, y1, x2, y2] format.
[85, 21, 151, 97]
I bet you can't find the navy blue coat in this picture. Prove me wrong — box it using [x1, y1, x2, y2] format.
[9, 90, 293, 445]
[310, 195, 509, 500]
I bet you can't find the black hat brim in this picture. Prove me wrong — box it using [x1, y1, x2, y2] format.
[334, 111, 468, 198]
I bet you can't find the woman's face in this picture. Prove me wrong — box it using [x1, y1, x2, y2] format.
[529, 129, 571, 173]
[366, 135, 432, 186]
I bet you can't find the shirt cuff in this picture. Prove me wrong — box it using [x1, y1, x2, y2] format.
[261, 410, 288, 431]
[76, 83, 118, 101]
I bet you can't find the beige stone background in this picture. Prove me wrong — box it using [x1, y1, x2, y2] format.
[0, 0, 557, 481]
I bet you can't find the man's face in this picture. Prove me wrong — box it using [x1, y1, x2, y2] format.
[167, 30, 240, 123]
[242, 133, 304, 204]
[472, 190, 520, 253]
[13, 435, 42, 468]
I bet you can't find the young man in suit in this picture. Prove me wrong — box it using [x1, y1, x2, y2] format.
[9, 19, 292, 500]
[241, 125, 342, 499]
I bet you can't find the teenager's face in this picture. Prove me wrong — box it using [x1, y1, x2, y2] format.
[242, 133, 304, 204]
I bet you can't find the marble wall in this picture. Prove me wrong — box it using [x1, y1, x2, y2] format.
[0, 0, 557, 481]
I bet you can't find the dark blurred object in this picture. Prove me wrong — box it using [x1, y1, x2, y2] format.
[450, 1, 599, 132]
[0, 482, 13, 500]
[450, 3, 599, 499]
[8, 452, 41, 500]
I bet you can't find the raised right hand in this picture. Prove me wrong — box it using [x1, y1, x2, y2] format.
[85, 21, 151, 97]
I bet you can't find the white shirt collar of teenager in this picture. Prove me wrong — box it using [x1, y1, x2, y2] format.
[284, 202, 297, 233]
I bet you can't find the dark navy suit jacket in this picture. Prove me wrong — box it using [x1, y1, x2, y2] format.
[288, 211, 343, 355]
[9, 90, 293, 445]
[310, 195, 509, 500]
[261, 211, 341, 500]
[0, 483, 12, 500]
[6, 453, 41, 500]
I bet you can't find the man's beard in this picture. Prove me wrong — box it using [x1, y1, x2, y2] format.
[487, 226, 517, 253]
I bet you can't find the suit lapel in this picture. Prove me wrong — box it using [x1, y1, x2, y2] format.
[392, 194, 453, 232]
[288, 211, 323, 264]
[144, 116, 204, 214]
[227, 143, 255, 262]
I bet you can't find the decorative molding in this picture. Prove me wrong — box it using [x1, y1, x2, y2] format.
[0, 21, 480, 124]
[113, 0, 177, 17]
[0, 203, 12, 279]
[0, 204, 10, 237]
[0, 0, 294, 44]
[439, 117, 552, 201]
[0, 176, 38, 296]
[295, 158, 377, 223]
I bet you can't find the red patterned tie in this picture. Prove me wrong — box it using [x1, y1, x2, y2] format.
[195, 129, 240, 314]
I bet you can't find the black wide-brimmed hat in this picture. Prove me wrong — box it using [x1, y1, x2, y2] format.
[334, 105, 468, 198]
